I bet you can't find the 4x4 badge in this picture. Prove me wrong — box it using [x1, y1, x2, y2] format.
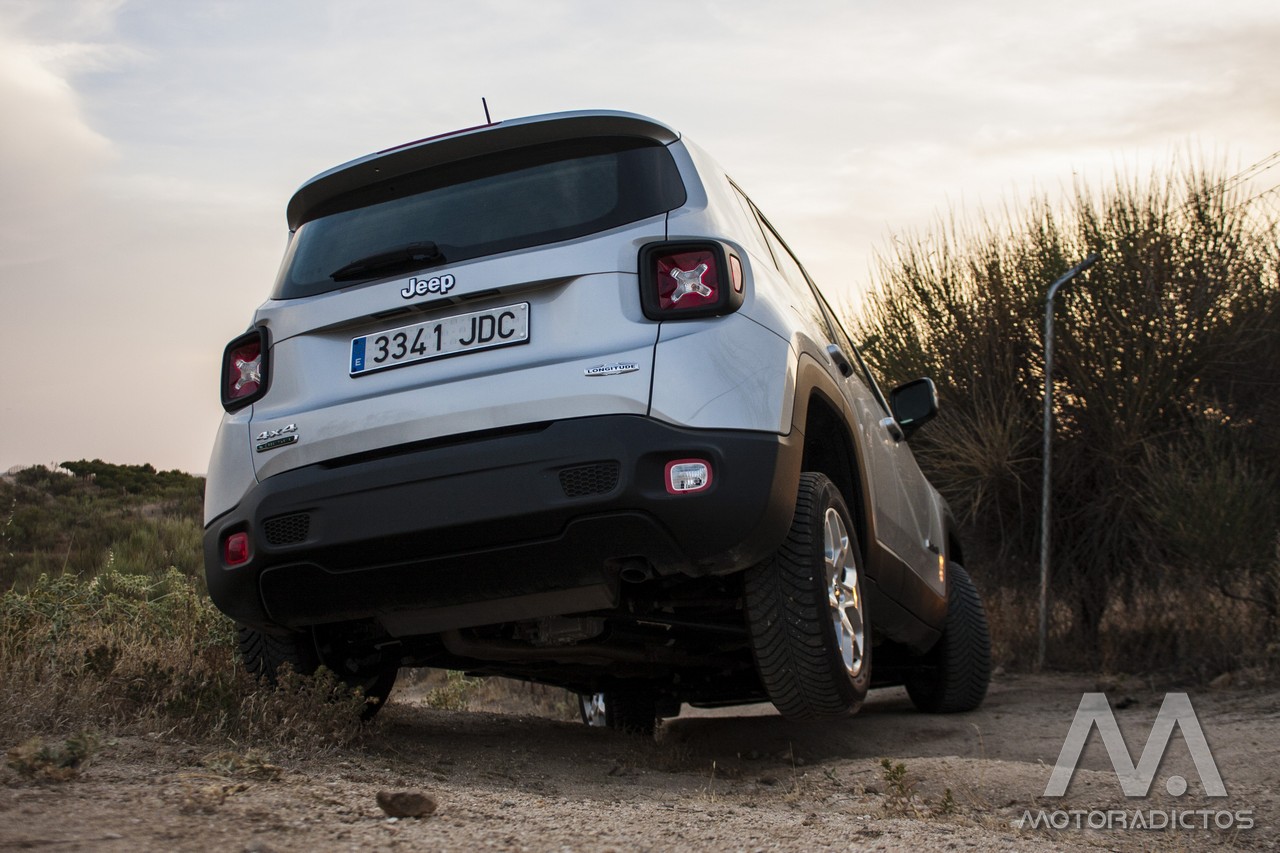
[256, 423, 298, 453]
[584, 362, 639, 377]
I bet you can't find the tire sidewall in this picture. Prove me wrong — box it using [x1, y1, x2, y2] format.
[905, 560, 991, 713]
[806, 476, 872, 708]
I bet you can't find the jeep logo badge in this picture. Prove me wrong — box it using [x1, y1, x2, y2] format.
[400, 273, 456, 300]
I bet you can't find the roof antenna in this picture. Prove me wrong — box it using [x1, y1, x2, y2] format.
[482, 97, 492, 125]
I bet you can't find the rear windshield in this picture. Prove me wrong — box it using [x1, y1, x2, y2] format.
[273, 136, 687, 299]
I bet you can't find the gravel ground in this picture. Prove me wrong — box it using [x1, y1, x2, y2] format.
[3, 672, 1276, 851]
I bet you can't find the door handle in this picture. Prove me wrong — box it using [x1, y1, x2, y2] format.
[826, 344, 854, 378]
[879, 417, 905, 442]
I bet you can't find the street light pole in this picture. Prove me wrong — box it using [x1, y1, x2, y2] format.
[1038, 253, 1101, 671]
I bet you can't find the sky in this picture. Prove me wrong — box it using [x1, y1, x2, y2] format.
[2, 0, 1278, 475]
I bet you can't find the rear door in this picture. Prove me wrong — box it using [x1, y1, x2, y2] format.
[826, 320, 945, 598]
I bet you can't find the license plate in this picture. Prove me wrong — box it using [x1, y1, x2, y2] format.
[350, 303, 529, 376]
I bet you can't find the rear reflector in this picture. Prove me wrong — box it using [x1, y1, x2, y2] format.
[665, 459, 712, 494]
[224, 532, 251, 566]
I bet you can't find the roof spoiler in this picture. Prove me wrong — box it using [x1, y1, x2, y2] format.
[286, 111, 680, 230]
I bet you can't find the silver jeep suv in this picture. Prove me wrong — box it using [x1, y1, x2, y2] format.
[204, 110, 990, 732]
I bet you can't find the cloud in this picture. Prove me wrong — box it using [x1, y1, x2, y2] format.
[0, 5, 126, 266]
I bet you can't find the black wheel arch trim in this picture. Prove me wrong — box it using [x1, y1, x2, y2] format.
[788, 352, 947, 648]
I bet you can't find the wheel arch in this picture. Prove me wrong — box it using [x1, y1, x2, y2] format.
[790, 355, 874, 564]
[945, 518, 967, 570]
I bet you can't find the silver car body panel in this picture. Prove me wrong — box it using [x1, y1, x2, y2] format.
[204, 408, 256, 526]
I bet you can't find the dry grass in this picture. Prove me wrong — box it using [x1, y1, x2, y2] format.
[396, 668, 579, 721]
[0, 569, 368, 751]
[982, 575, 1280, 679]
[5, 731, 99, 782]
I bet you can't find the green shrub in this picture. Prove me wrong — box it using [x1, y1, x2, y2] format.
[5, 731, 99, 782]
[423, 669, 483, 710]
[1, 461, 204, 590]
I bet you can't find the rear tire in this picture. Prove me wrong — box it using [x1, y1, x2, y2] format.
[237, 623, 398, 720]
[237, 624, 318, 681]
[905, 562, 991, 713]
[314, 628, 399, 720]
[745, 472, 871, 720]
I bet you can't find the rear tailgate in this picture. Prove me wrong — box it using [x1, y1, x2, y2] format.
[247, 220, 664, 480]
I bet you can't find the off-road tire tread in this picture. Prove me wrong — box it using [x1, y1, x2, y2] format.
[605, 690, 658, 736]
[745, 472, 869, 720]
[237, 624, 318, 683]
[238, 624, 396, 720]
[905, 562, 991, 713]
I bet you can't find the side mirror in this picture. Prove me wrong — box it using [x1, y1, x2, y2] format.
[890, 378, 938, 439]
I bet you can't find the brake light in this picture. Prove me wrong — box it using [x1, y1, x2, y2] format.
[224, 531, 251, 566]
[221, 328, 270, 412]
[639, 242, 744, 320]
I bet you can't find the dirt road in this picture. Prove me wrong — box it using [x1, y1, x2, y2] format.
[2, 672, 1276, 851]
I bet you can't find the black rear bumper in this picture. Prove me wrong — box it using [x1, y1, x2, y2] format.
[204, 415, 802, 635]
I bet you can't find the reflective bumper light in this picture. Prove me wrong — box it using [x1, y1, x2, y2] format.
[666, 459, 712, 495]
[224, 532, 251, 567]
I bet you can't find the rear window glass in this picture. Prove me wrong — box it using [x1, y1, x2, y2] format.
[273, 137, 686, 299]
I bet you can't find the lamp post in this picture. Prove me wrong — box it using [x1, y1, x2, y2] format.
[1038, 253, 1101, 671]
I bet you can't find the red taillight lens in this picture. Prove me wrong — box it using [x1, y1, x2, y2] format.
[227, 342, 261, 398]
[639, 242, 744, 320]
[221, 328, 270, 412]
[224, 532, 251, 566]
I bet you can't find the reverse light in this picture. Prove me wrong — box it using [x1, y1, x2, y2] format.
[224, 531, 251, 567]
[639, 242, 744, 320]
[667, 257, 715, 304]
[221, 327, 270, 412]
[665, 459, 713, 495]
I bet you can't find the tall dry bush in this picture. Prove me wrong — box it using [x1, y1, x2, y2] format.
[853, 162, 1280, 671]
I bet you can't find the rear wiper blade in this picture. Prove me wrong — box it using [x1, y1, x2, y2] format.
[330, 241, 445, 282]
